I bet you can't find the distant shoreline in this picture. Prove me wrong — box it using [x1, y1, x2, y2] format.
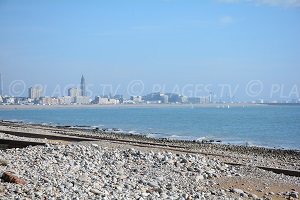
[0, 103, 267, 110]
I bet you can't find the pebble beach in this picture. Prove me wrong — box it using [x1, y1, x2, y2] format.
[0, 121, 300, 199]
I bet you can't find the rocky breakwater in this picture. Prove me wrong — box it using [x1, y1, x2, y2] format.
[0, 143, 249, 199]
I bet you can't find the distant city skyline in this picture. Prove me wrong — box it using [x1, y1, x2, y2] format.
[0, 1, 299, 100]
[0, 72, 299, 102]
[0, 73, 299, 105]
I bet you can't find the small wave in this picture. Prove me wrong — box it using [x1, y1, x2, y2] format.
[127, 130, 139, 134]
[3, 119, 24, 123]
[146, 133, 161, 138]
[113, 129, 124, 133]
[168, 134, 198, 141]
[91, 125, 104, 128]
[196, 137, 207, 141]
[149, 132, 163, 135]
[69, 125, 95, 130]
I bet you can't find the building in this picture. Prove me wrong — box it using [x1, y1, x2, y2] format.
[256, 99, 264, 104]
[67, 87, 90, 104]
[113, 95, 124, 104]
[165, 93, 180, 103]
[15, 97, 30, 105]
[130, 96, 143, 104]
[188, 97, 201, 104]
[123, 99, 135, 104]
[208, 92, 214, 103]
[67, 88, 82, 103]
[68, 88, 81, 98]
[199, 96, 210, 104]
[3, 97, 16, 104]
[180, 95, 188, 104]
[94, 96, 119, 105]
[162, 94, 169, 104]
[80, 75, 86, 96]
[40, 97, 59, 105]
[74, 96, 90, 104]
[28, 86, 43, 99]
[58, 96, 72, 105]
[143, 92, 169, 104]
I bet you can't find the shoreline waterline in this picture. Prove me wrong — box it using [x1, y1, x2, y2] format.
[0, 105, 299, 151]
[1, 119, 300, 153]
[0, 103, 268, 110]
[1, 118, 300, 151]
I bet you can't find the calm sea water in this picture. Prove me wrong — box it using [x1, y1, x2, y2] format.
[0, 106, 300, 150]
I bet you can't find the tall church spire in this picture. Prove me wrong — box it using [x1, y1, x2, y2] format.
[80, 75, 86, 96]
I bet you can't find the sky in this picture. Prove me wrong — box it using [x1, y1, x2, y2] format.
[0, 0, 300, 100]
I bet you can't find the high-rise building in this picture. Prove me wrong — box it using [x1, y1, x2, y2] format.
[0, 73, 3, 96]
[80, 75, 86, 96]
[209, 92, 213, 103]
[68, 87, 81, 104]
[68, 88, 81, 98]
[28, 86, 43, 99]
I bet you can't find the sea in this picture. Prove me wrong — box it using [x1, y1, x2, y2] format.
[0, 105, 300, 150]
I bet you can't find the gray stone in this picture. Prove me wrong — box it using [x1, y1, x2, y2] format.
[0, 159, 9, 166]
[195, 175, 205, 181]
[148, 181, 159, 188]
[90, 188, 101, 195]
[156, 176, 164, 182]
[0, 185, 5, 193]
[180, 158, 188, 163]
[290, 192, 299, 199]
[34, 192, 43, 197]
[0, 136, 297, 200]
[248, 193, 259, 199]
[91, 144, 99, 147]
[231, 188, 244, 194]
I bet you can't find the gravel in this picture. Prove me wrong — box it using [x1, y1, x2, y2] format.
[1, 122, 300, 199]
[0, 143, 248, 199]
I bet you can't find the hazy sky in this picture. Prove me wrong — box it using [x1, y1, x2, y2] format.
[0, 0, 299, 100]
